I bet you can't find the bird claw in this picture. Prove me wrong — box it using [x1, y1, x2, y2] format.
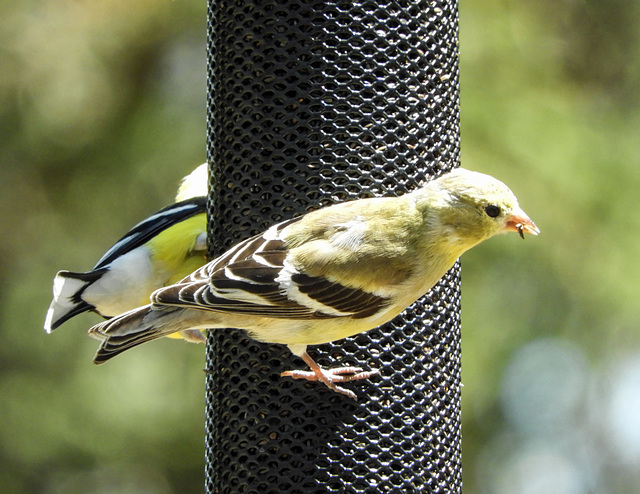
[282, 366, 378, 383]
[282, 366, 378, 400]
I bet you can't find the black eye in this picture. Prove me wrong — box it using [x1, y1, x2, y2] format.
[484, 204, 501, 218]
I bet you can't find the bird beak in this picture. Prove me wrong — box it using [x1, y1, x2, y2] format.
[504, 208, 540, 239]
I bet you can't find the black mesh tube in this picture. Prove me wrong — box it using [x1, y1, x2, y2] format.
[205, 1, 461, 492]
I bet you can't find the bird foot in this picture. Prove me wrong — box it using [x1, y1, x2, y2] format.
[282, 366, 378, 400]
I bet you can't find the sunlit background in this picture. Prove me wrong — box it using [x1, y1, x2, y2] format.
[1, 1, 639, 493]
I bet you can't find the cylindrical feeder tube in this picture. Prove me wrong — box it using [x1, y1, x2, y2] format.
[205, 1, 462, 492]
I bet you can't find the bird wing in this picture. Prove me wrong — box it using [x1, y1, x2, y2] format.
[151, 216, 391, 320]
[93, 197, 207, 269]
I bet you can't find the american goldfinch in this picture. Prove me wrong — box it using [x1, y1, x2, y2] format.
[88, 168, 539, 398]
[44, 164, 209, 343]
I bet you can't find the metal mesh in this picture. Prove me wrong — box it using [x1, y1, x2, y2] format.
[205, 1, 461, 492]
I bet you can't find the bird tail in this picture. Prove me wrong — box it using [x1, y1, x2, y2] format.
[88, 305, 200, 364]
[44, 270, 104, 333]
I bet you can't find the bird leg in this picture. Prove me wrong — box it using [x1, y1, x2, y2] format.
[281, 351, 378, 400]
[178, 329, 206, 344]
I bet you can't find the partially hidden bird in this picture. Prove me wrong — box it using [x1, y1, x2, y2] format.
[44, 164, 209, 343]
[87, 168, 539, 399]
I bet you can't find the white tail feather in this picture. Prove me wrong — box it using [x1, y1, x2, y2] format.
[44, 272, 95, 332]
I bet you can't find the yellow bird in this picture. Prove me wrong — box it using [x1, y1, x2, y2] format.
[45, 164, 209, 343]
[88, 168, 539, 398]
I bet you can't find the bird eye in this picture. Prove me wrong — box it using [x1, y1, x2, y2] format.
[484, 204, 501, 218]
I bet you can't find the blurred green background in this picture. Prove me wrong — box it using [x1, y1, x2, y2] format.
[1, 1, 639, 493]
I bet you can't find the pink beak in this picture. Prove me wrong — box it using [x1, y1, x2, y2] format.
[504, 207, 540, 239]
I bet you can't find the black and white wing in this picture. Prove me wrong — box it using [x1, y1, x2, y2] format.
[94, 197, 207, 269]
[151, 217, 390, 320]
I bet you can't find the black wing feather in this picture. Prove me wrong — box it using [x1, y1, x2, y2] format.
[94, 197, 206, 269]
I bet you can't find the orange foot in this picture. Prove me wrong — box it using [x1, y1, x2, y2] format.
[282, 351, 378, 400]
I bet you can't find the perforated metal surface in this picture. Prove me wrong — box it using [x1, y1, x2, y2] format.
[205, 1, 461, 492]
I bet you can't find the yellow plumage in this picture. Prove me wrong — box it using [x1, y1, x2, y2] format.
[151, 212, 207, 341]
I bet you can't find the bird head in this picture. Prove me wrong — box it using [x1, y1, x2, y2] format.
[175, 163, 208, 202]
[419, 168, 539, 250]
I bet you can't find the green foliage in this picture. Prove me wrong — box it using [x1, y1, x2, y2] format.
[460, 1, 640, 492]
